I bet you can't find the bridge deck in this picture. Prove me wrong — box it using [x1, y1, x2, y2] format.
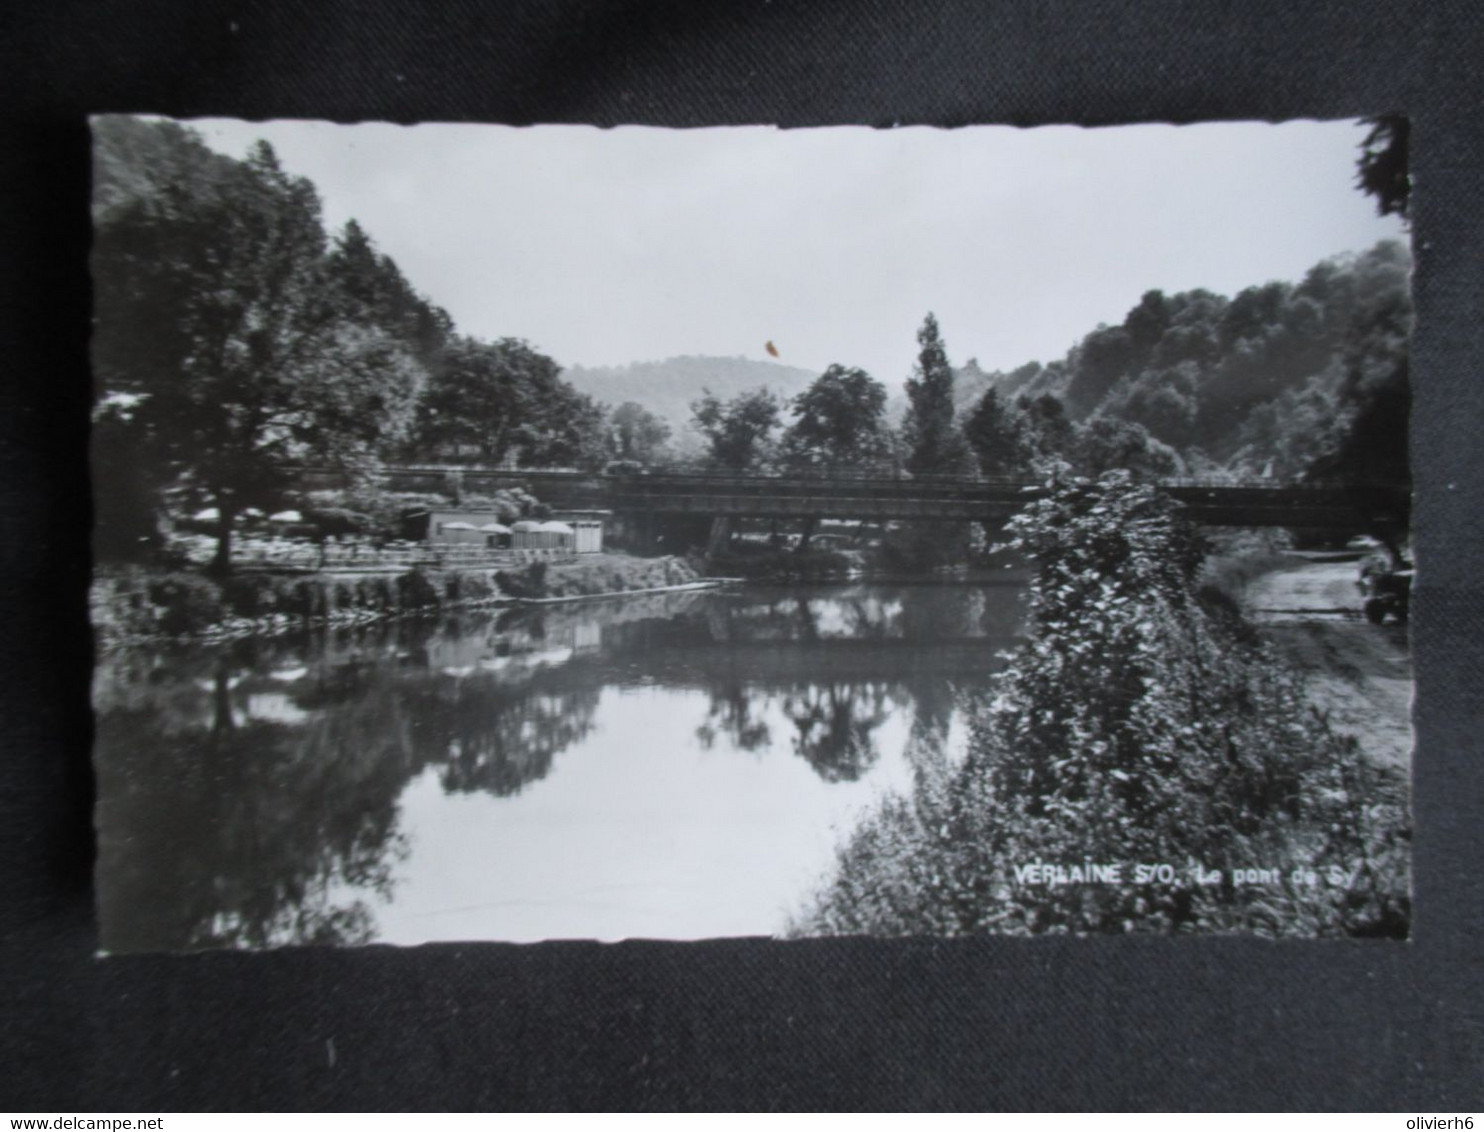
[291, 465, 1408, 531]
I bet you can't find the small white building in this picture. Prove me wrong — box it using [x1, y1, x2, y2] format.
[511, 520, 572, 551]
[412, 509, 514, 547]
[550, 510, 608, 553]
[511, 515, 606, 553]
[411, 508, 605, 553]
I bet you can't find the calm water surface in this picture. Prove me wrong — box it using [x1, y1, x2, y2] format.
[94, 583, 1024, 950]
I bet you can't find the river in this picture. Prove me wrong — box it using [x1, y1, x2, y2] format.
[93, 582, 1025, 951]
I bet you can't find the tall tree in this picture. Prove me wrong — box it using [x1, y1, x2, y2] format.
[608, 401, 672, 464]
[1064, 324, 1136, 418]
[1075, 416, 1183, 481]
[780, 364, 891, 469]
[325, 219, 453, 377]
[901, 313, 971, 475]
[411, 336, 610, 469]
[91, 399, 165, 560]
[92, 121, 423, 573]
[1306, 257, 1412, 539]
[1356, 115, 1410, 221]
[690, 386, 783, 471]
[963, 387, 1029, 477]
[522, 386, 610, 471]
[1016, 393, 1077, 467]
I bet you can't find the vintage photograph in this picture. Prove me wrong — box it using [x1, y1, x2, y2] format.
[90, 116, 1412, 950]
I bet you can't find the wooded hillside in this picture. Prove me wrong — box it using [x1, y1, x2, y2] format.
[954, 240, 1411, 482]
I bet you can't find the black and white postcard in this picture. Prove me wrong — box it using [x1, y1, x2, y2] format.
[90, 117, 1412, 950]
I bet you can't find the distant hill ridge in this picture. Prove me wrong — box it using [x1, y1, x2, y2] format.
[563, 355, 819, 437]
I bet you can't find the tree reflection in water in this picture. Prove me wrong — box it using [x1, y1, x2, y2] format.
[782, 681, 893, 782]
[97, 664, 412, 952]
[96, 646, 602, 951]
[412, 685, 601, 796]
[95, 582, 1023, 950]
[695, 678, 923, 785]
[695, 683, 772, 752]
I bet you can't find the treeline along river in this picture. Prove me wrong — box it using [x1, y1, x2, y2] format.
[94, 582, 1026, 951]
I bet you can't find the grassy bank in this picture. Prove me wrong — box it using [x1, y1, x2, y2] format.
[1197, 528, 1300, 609]
[493, 553, 700, 600]
[92, 554, 701, 646]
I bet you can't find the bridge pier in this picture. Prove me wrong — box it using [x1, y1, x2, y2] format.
[706, 516, 732, 557]
[794, 516, 818, 556]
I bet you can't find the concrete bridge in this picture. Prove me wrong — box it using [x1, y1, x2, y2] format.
[293, 464, 1409, 536]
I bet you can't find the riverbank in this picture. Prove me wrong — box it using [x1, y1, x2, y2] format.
[500, 553, 701, 600]
[1243, 556, 1413, 769]
[704, 544, 1032, 585]
[91, 553, 704, 648]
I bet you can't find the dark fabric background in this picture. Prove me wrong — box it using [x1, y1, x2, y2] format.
[1, 0, 1480, 1111]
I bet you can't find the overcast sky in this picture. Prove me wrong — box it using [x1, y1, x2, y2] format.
[190, 117, 1405, 388]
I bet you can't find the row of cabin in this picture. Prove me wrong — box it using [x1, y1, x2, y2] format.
[406, 509, 605, 554]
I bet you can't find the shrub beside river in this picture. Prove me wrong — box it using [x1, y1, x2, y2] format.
[792, 473, 1410, 938]
[493, 554, 700, 600]
[92, 553, 701, 646]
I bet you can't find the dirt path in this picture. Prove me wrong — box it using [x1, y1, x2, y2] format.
[1244, 557, 1413, 770]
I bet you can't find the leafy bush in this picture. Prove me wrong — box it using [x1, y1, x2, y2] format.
[220, 575, 267, 618]
[518, 554, 699, 598]
[302, 488, 545, 540]
[878, 522, 973, 573]
[220, 575, 330, 621]
[146, 572, 224, 635]
[495, 561, 548, 599]
[1198, 528, 1297, 609]
[662, 557, 698, 585]
[460, 487, 540, 522]
[355, 575, 394, 612]
[289, 577, 329, 618]
[452, 570, 498, 603]
[396, 568, 440, 610]
[101, 558, 526, 643]
[795, 473, 1409, 938]
[304, 506, 373, 537]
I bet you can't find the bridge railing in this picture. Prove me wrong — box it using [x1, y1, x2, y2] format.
[284, 461, 1405, 495]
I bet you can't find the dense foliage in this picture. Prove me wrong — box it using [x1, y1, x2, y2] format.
[93, 118, 433, 571]
[410, 335, 607, 469]
[957, 240, 1412, 490]
[962, 387, 1028, 476]
[794, 474, 1410, 937]
[91, 117, 616, 569]
[780, 364, 893, 470]
[964, 387, 1180, 482]
[608, 401, 673, 464]
[689, 386, 784, 470]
